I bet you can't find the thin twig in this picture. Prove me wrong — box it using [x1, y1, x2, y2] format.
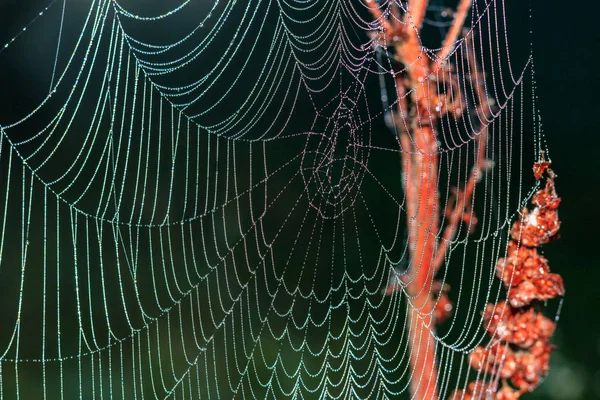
[433, 32, 492, 271]
[433, 135, 488, 270]
[405, 0, 429, 32]
[434, 0, 473, 73]
[365, 0, 392, 33]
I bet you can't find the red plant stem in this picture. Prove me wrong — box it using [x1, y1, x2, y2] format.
[397, 1, 442, 398]
[365, 0, 392, 34]
[367, 1, 477, 398]
[404, 123, 440, 400]
[407, 0, 429, 31]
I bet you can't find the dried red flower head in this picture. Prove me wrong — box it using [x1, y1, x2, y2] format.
[482, 302, 555, 348]
[532, 180, 560, 210]
[510, 341, 554, 392]
[533, 160, 551, 181]
[496, 386, 520, 400]
[469, 342, 517, 379]
[456, 166, 562, 400]
[511, 207, 560, 247]
[510, 176, 561, 247]
[495, 245, 549, 287]
[506, 273, 565, 308]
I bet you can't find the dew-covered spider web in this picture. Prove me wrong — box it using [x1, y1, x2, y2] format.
[0, 0, 556, 398]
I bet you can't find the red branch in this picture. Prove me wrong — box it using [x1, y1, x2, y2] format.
[433, 0, 473, 73]
[366, 0, 477, 398]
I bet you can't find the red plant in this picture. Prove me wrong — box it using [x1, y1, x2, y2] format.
[366, 1, 562, 398]
[453, 160, 565, 399]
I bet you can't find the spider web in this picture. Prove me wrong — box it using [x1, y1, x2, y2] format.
[0, 0, 551, 398]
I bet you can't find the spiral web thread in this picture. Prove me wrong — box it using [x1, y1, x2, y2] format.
[0, 0, 551, 398]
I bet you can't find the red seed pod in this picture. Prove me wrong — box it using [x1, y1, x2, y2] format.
[511, 207, 560, 247]
[496, 386, 520, 400]
[511, 343, 552, 392]
[532, 180, 560, 209]
[482, 302, 514, 343]
[510, 369, 535, 393]
[531, 312, 556, 341]
[507, 273, 565, 307]
[483, 303, 555, 348]
[533, 160, 551, 180]
[506, 240, 537, 260]
[469, 342, 517, 379]
[511, 176, 561, 247]
[496, 244, 550, 287]
[506, 280, 537, 308]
